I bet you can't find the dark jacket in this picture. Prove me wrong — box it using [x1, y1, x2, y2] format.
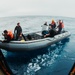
[14, 25, 22, 40]
[49, 29, 57, 37]
[14, 26, 22, 35]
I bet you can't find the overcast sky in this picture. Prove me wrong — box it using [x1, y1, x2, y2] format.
[0, 0, 75, 18]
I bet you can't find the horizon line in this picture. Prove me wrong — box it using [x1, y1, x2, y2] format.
[0, 15, 75, 19]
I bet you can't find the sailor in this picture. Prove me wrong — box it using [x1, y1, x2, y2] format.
[57, 20, 64, 34]
[44, 29, 57, 38]
[41, 22, 49, 36]
[14, 22, 22, 40]
[49, 19, 56, 29]
[2, 30, 14, 42]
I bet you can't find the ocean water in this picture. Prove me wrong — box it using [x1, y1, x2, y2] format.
[0, 16, 75, 75]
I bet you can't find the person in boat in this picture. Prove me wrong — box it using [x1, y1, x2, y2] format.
[57, 20, 64, 34]
[44, 28, 57, 38]
[49, 19, 56, 30]
[2, 30, 14, 42]
[41, 22, 49, 36]
[14, 22, 22, 40]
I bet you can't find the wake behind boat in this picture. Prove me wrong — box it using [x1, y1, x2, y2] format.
[0, 31, 70, 52]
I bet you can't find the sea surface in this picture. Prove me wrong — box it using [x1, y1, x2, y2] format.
[0, 16, 75, 75]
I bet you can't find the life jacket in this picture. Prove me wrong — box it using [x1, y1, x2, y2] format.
[7, 31, 14, 39]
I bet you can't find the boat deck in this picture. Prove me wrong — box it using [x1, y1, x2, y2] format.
[23, 32, 43, 41]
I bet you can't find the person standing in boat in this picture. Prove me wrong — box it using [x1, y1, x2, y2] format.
[14, 22, 22, 40]
[2, 30, 14, 42]
[57, 20, 64, 34]
[41, 22, 49, 36]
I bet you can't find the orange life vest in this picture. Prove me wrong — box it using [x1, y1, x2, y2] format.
[59, 22, 64, 28]
[7, 31, 13, 39]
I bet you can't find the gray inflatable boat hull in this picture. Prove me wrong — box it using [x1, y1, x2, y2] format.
[0, 31, 70, 52]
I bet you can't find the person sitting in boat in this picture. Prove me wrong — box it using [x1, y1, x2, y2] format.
[44, 29, 57, 38]
[2, 30, 14, 42]
[57, 20, 64, 34]
[14, 22, 22, 40]
[41, 22, 49, 36]
[49, 19, 56, 30]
